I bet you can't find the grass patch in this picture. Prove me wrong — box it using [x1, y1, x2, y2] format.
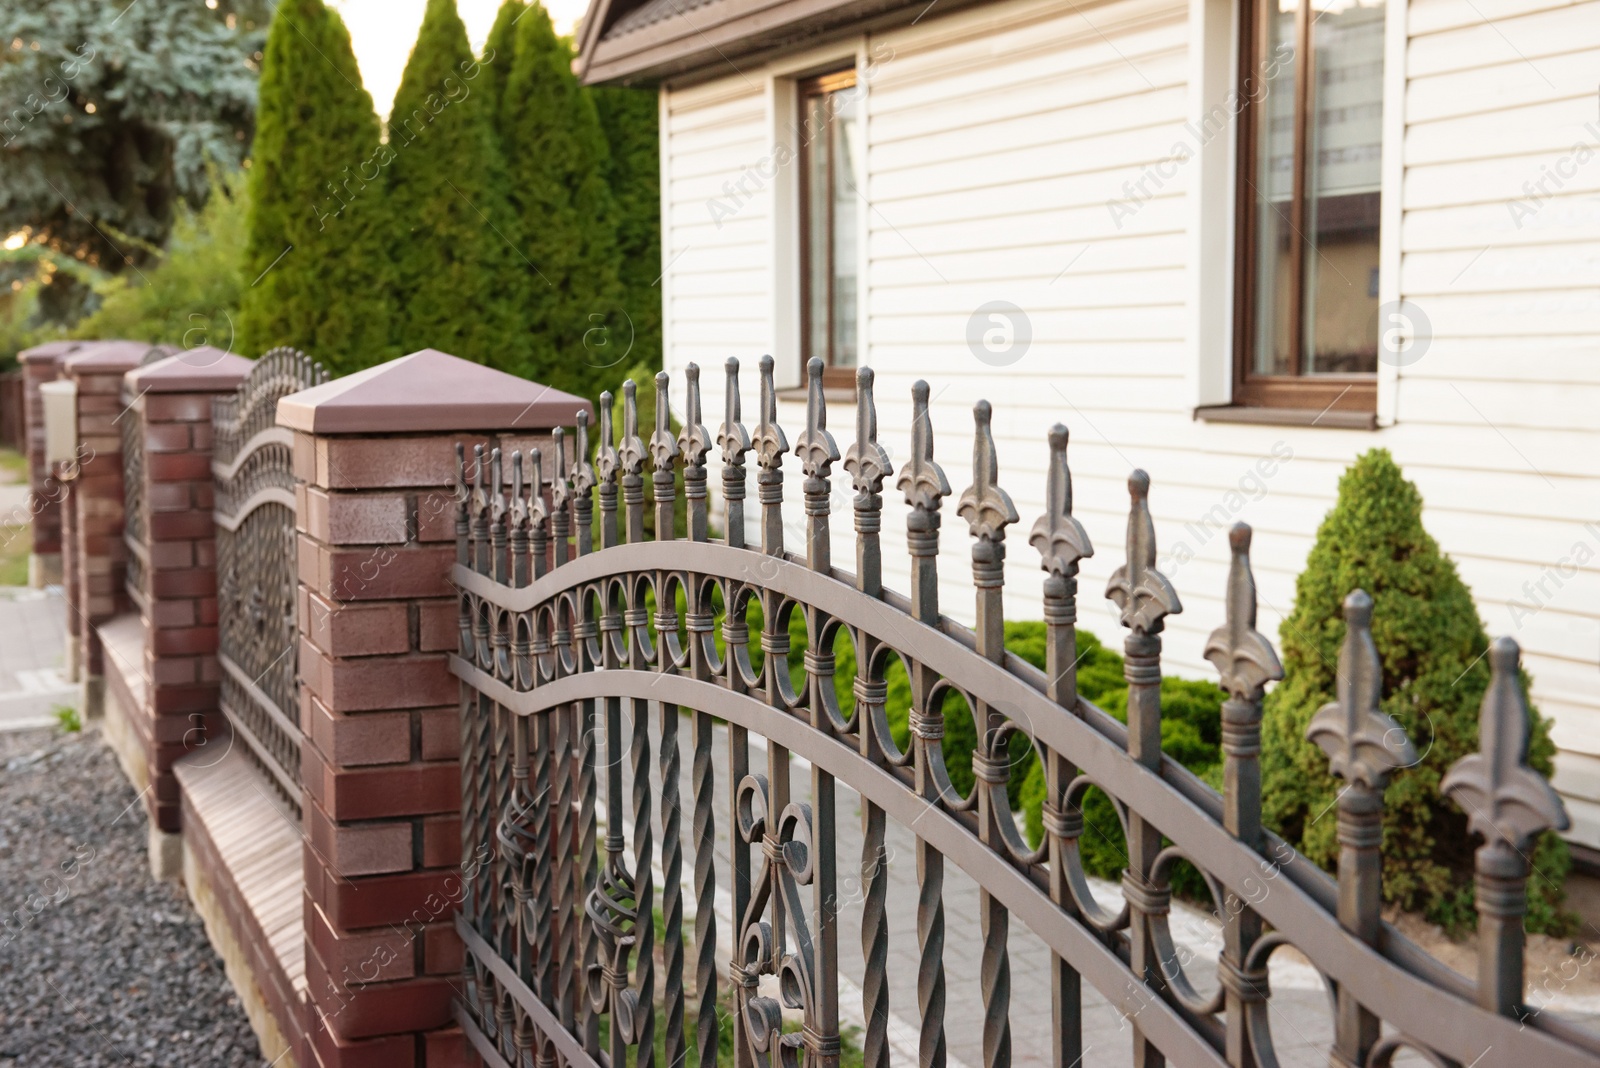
[0, 448, 26, 482]
[0, 524, 29, 586]
[54, 704, 81, 733]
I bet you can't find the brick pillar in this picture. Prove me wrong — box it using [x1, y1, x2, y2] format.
[61, 340, 171, 717]
[123, 347, 252, 876]
[17, 340, 81, 587]
[278, 348, 591, 1068]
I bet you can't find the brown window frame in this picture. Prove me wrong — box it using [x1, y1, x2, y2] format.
[797, 67, 859, 391]
[1232, 0, 1378, 415]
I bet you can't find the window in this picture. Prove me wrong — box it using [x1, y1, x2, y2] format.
[798, 68, 861, 387]
[1234, 0, 1386, 413]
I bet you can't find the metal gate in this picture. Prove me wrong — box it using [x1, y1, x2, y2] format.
[213, 347, 327, 815]
[451, 358, 1596, 1068]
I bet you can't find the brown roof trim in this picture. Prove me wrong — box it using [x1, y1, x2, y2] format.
[577, 0, 994, 85]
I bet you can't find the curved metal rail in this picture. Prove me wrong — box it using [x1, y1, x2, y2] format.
[452, 358, 1594, 1068]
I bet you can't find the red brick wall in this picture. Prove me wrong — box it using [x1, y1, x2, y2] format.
[133, 386, 233, 833]
[24, 359, 64, 560]
[67, 367, 134, 682]
[294, 431, 484, 1068]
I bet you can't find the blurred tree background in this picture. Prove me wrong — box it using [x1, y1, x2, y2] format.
[3, 0, 662, 403]
[0, 0, 268, 350]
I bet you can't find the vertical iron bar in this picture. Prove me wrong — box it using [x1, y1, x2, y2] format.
[1029, 425, 1093, 1068]
[896, 380, 951, 1068]
[956, 401, 1019, 1068]
[1106, 471, 1181, 1068]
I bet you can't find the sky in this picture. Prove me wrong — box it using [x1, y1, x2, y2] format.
[329, 0, 594, 118]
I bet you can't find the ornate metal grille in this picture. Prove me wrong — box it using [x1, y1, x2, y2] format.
[452, 359, 1596, 1068]
[121, 384, 148, 614]
[213, 347, 328, 817]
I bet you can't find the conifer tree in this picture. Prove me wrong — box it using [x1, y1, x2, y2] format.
[238, 0, 394, 371]
[595, 86, 662, 377]
[498, 2, 623, 397]
[482, 0, 525, 132]
[386, 0, 525, 370]
[1260, 449, 1571, 932]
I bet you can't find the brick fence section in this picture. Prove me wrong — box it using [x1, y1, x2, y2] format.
[277, 348, 591, 1068]
[61, 340, 173, 716]
[122, 348, 252, 857]
[17, 340, 82, 587]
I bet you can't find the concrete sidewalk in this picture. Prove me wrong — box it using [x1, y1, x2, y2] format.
[0, 584, 79, 732]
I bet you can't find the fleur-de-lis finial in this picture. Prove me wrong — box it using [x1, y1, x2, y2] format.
[898, 380, 950, 512]
[1307, 590, 1417, 790]
[752, 354, 788, 471]
[489, 448, 506, 527]
[793, 357, 840, 479]
[551, 428, 570, 510]
[509, 450, 528, 531]
[678, 363, 711, 467]
[618, 380, 645, 477]
[1105, 471, 1181, 635]
[571, 410, 595, 497]
[1203, 523, 1282, 701]
[596, 391, 619, 486]
[649, 371, 678, 472]
[956, 401, 1019, 542]
[717, 358, 750, 467]
[1442, 637, 1568, 851]
[844, 367, 893, 494]
[528, 448, 549, 531]
[1029, 424, 1092, 578]
[471, 444, 489, 520]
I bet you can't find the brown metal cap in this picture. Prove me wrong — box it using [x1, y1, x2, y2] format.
[127, 348, 254, 394]
[62, 339, 176, 373]
[17, 340, 83, 365]
[276, 348, 596, 434]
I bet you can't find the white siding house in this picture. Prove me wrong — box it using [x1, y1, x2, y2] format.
[580, 0, 1600, 849]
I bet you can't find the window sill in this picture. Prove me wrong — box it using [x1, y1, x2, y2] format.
[1193, 405, 1377, 431]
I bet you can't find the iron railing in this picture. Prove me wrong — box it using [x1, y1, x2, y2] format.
[451, 357, 1594, 1068]
[213, 347, 327, 817]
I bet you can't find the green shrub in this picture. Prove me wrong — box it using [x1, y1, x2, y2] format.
[71, 170, 249, 348]
[594, 86, 662, 377]
[385, 0, 526, 371]
[238, 0, 395, 369]
[1259, 449, 1572, 934]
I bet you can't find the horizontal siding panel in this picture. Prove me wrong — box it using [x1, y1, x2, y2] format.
[1390, 337, 1600, 384]
[1401, 242, 1600, 294]
[1406, 1, 1600, 77]
[1407, 0, 1589, 37]
[1405, 47, 1599, 123]
[1401, 193, 1600, 252]
[869, 269, 1187, 313]
[868, 195, 1187, 258]
[871, 234, 1187, 284]
[1404, 96, 1600, 166]
[1404, 151, 1600, 211]
[1396, 378, 1600, 434]
[867, 164, 1190, 228]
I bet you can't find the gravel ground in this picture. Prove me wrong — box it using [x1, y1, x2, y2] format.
[0, 726, 263, 1067]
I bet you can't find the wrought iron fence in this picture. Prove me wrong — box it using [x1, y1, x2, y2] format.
[213, 347, 327, 816]
[451, 357, 1596, 1068]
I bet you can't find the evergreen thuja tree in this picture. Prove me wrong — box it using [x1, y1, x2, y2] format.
[1260, 449, 1572, 933]
[238, 0, 394, 370]
[594, 86, 662, 377]
[498, 2, 623, 397]
[482, 0, 525, 128]
[386, 0, 525, 369]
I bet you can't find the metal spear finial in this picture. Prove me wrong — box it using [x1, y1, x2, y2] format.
[1307, 590, 1417, 790]
[1203, 523, 1282, 702]
[1105, 470, 1181, 635]
[1029, 424, 1092, 579]
[844, 367, 892, 495]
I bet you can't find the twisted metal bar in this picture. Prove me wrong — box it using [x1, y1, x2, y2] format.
[897, 380, 951, 1068]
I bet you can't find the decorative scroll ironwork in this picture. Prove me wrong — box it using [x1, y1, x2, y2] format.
[451, 367, 1595, 1068]
[213, 347, 327, 816]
